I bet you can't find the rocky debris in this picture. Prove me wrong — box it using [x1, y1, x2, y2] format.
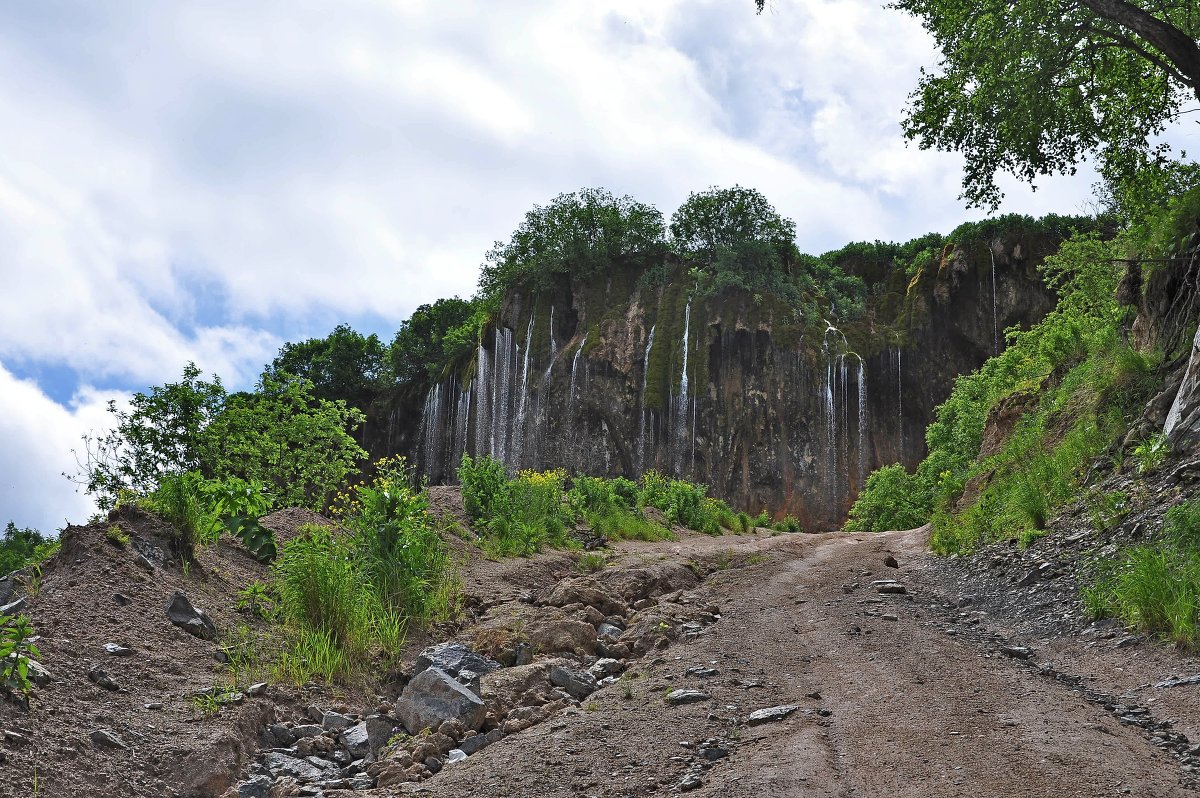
[394, 667, 487, 734]
[685, 665, 719, 678]
[166, 591, 217, 640]
[321, 711, 356, 731]
[589, 658, 625, 678]
[746, 704, 802, 726]
[459, 729, 503, 756]
[262, 752, 332, 782]
[87, 665, 120, 691]
[999, 645, 1034, 660]
[596, 622, 623, 642]
[679, 771, 704, 791]
[0, 575, 16, 605]
[415, 641, 502, 682]
[874, 580, 907, 595]
[549, 665, 597, 699]
[339, 715, 395, 760]
[235, 775, 272, 798]
[89, 729, 127, 750]
[0, 596, 27, 616]
[1155, 674, 1200, 689]
[665, 689, 710, 706]
[884, 555, 899, 568]
[103, 642, 133, 656]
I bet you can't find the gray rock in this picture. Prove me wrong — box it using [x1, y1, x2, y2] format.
[135, 553, 155, 572]
[166, 592, 216, 640]
[291, 724, 325, 739]
[685, 666, 719, 678]
[322, 711, 356, 731]
[665, 689, 710, 706]
[679, 772, 704, 791]
[999, 645, 1034, 660]
[104, 643, 133, 657]
[424, 755, 443, 774]
[363, 714, 396, 755]
[1156, 674, 1200, 689]
[266, 724, 296, 746]
[549, 665, 597, 699]
[589, 658, 624, 678]
[237, 775, 272, 798]
[883, 555, 899, 568]
[446, 748, 468, 764]
[89, 729, 127, 749]
[339, 717, 393, 760]
[26, 659, 50, 686]
[458, 733, 492, 756]
[112, 592, 131, 606]
[0, 596, 27, 616]
[876, 583, 907, 595]
[596, 622, 623, 642]
[263, 752, 327, 782]
[87, 665, 119, 691]
[415, 641, 501, 681]
[0, 576, 14, 606]
[394, 667, 486, 734]
[746, 704, 801, 726]
[247, 682, 268, 697]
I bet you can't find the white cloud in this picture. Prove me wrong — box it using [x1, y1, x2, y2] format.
[0, 365, 118, 532]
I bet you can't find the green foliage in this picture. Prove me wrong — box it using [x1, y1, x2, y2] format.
[567, 475, 672, 543]
[576, 552, 608, 573]
[236, 581, 274, 619]
[205, 477, 276, 563]
[141, 471, 220, 555]
[1084, 500, 1200, 648]
[891, 0, 1200, 208]
[638, 471, 730, 535]
[74, 363, 225, 511]
[389, 298, 481, 384]
[104, 525, 130, 547]
[0, 614, 40, 698]
[773, 516, 804, 534]
[483, 468, 574, 557]
[479, 187, 667, 300]
[844, 464, 927, 532]
[670, 185, 796, 274]
[201, 374, 367, 511]
[1087, 490, 1130, 533]
[1132, 432, 1170, 475]
[458, 454, 510, 523]
[0, 522, 52, 576]
[262, 323, 387, 407]
[332, 457, 460, 624]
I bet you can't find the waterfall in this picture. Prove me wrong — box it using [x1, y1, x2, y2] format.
[547, 305, 557, 361]
[513, 313, 535, 468]
[420, 383, 443, 480]
[896, 347, 904, 450]
[474, 342, 491, 458]
[492, 328, 514, 463]
[857, 357, 867, 489]
[637, 324, 656, 471]
[569, 334, 588, 416]
[675, 300, 692, 475]
[989, 243, 999, 355]
[452, 386, 471, 473]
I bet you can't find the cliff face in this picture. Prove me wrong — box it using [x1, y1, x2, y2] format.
[396, 229, 1063, 530]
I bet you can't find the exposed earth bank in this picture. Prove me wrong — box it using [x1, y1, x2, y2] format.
[4, 507, 1200, 797]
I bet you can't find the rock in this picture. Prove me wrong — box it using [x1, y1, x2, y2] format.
[679, 772, 704, 791]
[446, 748, 468, 764]
[2, 729, 29, 746]
[596, 622, 623, 642]
[875, 582, 907, 595]
[87, 665, 120, 691]
[89, 729, 127, 749]
[246, 682, 268, 697]
[237, 776, 272, 798]
[549, 665, 597, 699]
[685, 666, 719, 678]
[166, 592, 216, 640]
[394, 667, 486, 735]
[415, 641, 502, 682]
[882, 614, 898, 622]
[0, 576, 14, 605]
[135, 554, 155, 572]
[665, 689, 710, 706]
[263, 752, 328, 782]
[746, 704, 802, 726]
[425, 755, 443, 774]
[111, 592, 131, 606]
[25, 659, 50, 686]
[322, 711, 356, 731]
[292, 724, 325, 739]
[999, 645, 1034, 660]
[589, 658, 625, 678]
[103, 643, 133, 657]
[458, 732, 497, 756]
[527, 616, 600, 657]
[544, 579, 630, 616]
[0, 596, 27, 616]
[883, 555, 899, 568]
[1156, 674, 1200, 689]
[340, 715, 395, 760]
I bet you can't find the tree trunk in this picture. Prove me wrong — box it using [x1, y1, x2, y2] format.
[1081, 0, 1200, 99]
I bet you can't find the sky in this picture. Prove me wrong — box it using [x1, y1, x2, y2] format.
[0, 0, 1141, 532]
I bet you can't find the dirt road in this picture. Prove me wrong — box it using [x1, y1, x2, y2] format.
[404, 528, 1197, 797]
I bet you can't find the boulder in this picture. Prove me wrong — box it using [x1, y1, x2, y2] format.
[549, 665, 597, 699]
[415, 641, 501, 681]
[746, 704, 801, 726]
[394, 667, 486, 735]
[340, 715, 396, 760]
[166, 592, 216, 640]
[262, 752, 328, 782]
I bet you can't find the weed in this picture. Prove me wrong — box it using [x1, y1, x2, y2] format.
[1133, 432, 1170, 475]
[236, 581, 274, 619]
[140, 470, 220, 556]
[0, 613, 40, 697]
[105, 524, 130, 547]
[1088, 489, 1130, 532]
[576, 552, 608, 573]
[190, 692, 221, 716]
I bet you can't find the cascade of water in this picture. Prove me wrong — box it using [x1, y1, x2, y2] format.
[453, 385, 471, 473]
[493, 328, 514, 463]
[989, 243, 999, 355]
[420, 383, 443, 480]
[513, 314, 535, 468]
[675, 300, 692, 475]
[474, 343, 491, 458]
[547, 305, 557, 361]
[637, 325, 656, 471]
[857, 357, 867, 489]
[896, 347, 904, 450]
[569, 334, 588, 416]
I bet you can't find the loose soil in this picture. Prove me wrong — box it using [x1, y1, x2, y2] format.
[4, 507, 1200, 797]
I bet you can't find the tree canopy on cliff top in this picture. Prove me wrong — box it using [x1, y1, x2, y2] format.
[755, 0, 1200, 208]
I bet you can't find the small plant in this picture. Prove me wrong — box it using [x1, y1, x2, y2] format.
[105, 524, 130, 547]
[1087, 489, 1130, 532]
[236, 581, 274, 619]
[576, 552, 608, 573]
[0, 614, 41, 698]
[189, 692, 220, 716]
[1133, 432, 1169, 475]
[205, 477, 276, 563]
[773, 516, 804, 534]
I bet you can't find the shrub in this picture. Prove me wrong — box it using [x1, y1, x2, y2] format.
[205, 477, 276, 563]
[0, 522, 52, 576]
[1132, 432, 1170, 475]
[104, 525, 130, 547]
[0, 614, 40, 698]
[774, 516, 804, 534]
[141, 471, 220, 556]
[458, 454, 510, 523]
[638, 472, 725, 535]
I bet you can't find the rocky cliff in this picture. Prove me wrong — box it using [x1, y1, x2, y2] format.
[390, 223, 1073, 530]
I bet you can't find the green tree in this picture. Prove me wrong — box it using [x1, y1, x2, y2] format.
[0, 523, 48, 576]
[262, 324, 386, 406]
[73, 363, 226, 510]
[388, 297, 479, 384]
[756, 1, 1200, 208]
[669, 185, 797, 275]
[201, 375, 367, 510]
[479, 188, 667, 299]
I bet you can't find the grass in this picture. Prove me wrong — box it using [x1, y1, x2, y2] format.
[576, 552, 608, 573]
[1084, 500, 1200, 648]
[104, 524, 130, 547]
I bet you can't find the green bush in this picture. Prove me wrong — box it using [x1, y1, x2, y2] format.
[0, 522, 53, 576]
[844, 464, 926, 532]
[458, 454, 510, 523]
[1084, 500, 1200, 648]
[0, 614, 40, 697]
[205, 477, 276, 563]
[141, 471, 220, 556]
[773, 516, 804, 534]
[638, 471, 727, 535]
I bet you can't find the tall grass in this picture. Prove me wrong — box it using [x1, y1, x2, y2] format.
[1085, 500, 1200, 648]
[140, 471, 220, 554]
